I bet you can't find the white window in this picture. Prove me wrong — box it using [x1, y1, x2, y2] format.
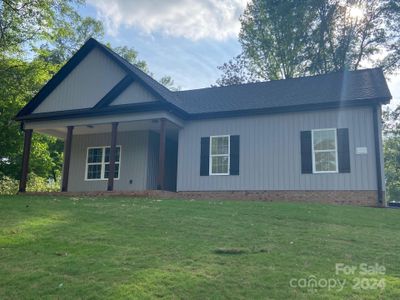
[210, 135, 230, 175]
[85, 146, 121, 180]
[312, 129, 338, 173]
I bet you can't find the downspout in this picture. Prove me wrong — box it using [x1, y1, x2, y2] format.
[372, 105, 384, 206]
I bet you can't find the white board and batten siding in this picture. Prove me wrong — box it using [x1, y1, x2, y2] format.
[176, 106, 381, 192]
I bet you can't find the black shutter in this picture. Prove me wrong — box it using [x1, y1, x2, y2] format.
[200, 137, 210, 176]
[230, 135, 240, 175]
[300, 131, 313, 174]
[337, 128, 350, 173]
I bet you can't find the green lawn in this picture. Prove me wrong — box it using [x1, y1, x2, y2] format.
[0, 196, 399, 299]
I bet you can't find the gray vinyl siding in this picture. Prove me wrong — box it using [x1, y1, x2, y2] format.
[146, 131, 159, 189]
[111, 81, 159, 106]
[34, 48, 125, 113]
[68, 131, 149, 192]
[177, 106, 380, 192]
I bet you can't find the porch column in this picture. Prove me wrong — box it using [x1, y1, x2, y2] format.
[157, 118, 166, 190]
[107, 122, 119, 191]
[19, 129, 33, 193]
[61, 126, 74, 192]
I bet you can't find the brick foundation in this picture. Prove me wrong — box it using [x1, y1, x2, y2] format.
[23, 190, 383, 207]
[177, 190, 383, 207]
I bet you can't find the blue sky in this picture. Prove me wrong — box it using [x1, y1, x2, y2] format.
[79, 0, 399, 105]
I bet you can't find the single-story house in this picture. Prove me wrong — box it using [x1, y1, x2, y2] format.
[15, 38, 392, 206]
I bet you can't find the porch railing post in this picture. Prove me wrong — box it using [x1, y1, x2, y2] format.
[19, 129, 33, 193]
[61, 126, 74, 192]
[107, 122, 119, 191]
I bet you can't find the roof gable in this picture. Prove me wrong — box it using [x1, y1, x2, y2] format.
[16, 38, 188, 120]
[110, 81, 159, 106]
[34, 47, 125, 113]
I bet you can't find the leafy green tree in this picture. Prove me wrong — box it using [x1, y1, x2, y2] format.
[217, 0, 400, 85]
[111, 45, 149, 72]
[111, 45, 180, 90]
[381, 0, 400, 73]
[383, 107, 400, 202]
[159, 75, 180, 91]
[215, 54, 262, 86]
[38, 16, 104, 64]
[307, 0, 398, 75]
[239, 0, 317, 80]
[0, 0, 83, 55]
[0, 0, 95, 185]
[0, 57, 62, 180]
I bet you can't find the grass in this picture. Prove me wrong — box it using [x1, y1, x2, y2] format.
[0, 195, 399, 299]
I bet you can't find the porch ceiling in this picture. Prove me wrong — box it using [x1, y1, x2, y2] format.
[33, 119, 179, 141]
[24, 111, 183, 140]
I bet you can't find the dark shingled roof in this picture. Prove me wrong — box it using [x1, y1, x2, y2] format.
[173, 68, 391, 115]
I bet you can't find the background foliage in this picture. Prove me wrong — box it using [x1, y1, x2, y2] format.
[383, 107, 400, 201]
[217, 0, 400, 85]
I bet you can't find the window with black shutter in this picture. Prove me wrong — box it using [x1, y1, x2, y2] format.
[200, 137, 210, 176]
[337, 128, 350, 173]
[200, 135, 240, 176]
[301, 128, 351, 174]
[300, 131, 313, 174]
[230, 135, 240, 175]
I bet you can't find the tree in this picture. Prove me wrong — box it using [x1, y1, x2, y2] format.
[216, 0, 400, 85]
[0, 1, 97, 184]
[381, 0, 400, 73]
[38, 16, 104, 64]
[111, 45, 149, 73]
[159, 75, 180, 91]
[383, 107, 400, 201]
[307, 0, 396, 75]
[0, 57, 62, 180]
[0, 0, 83, 55]
[239, 0, 317, 80]
[215, 54, 262, 86]
[111, 45, 180, 90]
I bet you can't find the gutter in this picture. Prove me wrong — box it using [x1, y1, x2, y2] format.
[16, 98, 390, 122]
[372, 105, 384, 206]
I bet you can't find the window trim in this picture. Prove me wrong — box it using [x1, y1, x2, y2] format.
[84, 145, 122, 181]
[209, 135, 230, 176]
[311, 128, 338, 174]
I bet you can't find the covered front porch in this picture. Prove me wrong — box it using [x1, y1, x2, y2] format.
[19, 112, 181, 193]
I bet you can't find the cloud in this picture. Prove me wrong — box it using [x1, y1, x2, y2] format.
[87, 0, 248, 40]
